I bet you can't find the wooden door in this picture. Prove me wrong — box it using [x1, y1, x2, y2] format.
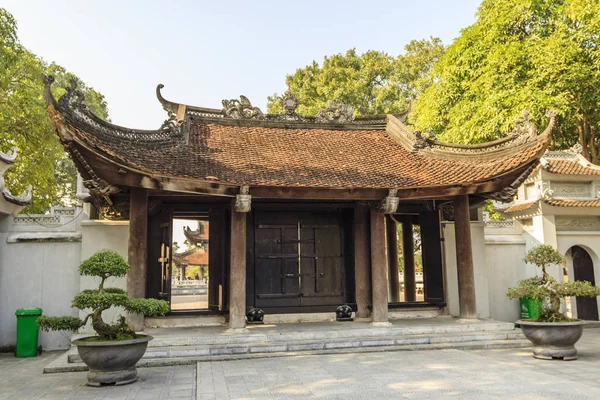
[420, 210, 445, 303]
[208, 209, 227, 311]
[572, 246, 599, 320]
[254, 212, 302, 308]
[254, 211, 345, 311]
[299, 215, 345, 307]
[147, 208, 172, 302]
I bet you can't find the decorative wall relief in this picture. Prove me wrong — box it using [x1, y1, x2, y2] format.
[556, 216, 600, 232]
[550, 181, 592, 198]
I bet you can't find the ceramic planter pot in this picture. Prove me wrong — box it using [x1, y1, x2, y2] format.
[72, 335, 152, 386]
[517, 320, 584, 360]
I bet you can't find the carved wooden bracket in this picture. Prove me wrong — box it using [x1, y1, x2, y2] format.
[234, 185, 251, 212]
[378, 189, 399, 214]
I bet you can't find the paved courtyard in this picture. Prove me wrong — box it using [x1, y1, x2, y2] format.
[1, 329, 599, 400]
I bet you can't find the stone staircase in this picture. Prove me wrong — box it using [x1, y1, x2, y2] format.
[44, 318, 529, 373]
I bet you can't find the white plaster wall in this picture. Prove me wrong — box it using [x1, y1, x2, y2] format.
[442, 222, 490, 319]
[0, 216, 82, 351]
[484, 240, 531, 322]
[78, 220, 129, 334]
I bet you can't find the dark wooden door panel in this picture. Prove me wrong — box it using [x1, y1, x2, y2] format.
[420, 210, 445, 303]
[255, 214, 302, 308]
[147, 209, 171, 301]
[254, 211, 346, 310]
[572, 246, 599, 321]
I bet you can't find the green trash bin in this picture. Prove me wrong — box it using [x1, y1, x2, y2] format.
[15, 308, 42, 357]
[519, 297, 542, 320]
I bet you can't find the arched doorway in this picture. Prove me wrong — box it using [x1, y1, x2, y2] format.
[571, 246, 599, 320]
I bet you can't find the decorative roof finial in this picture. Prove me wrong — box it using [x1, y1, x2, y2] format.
[280, 89, 299, 116]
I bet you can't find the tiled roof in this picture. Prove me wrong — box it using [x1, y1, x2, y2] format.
[544, 159, 600, 175]
[544, 199, 600, 207]
[173, 248, 208, 265]
[57, 118, 548, 189]
[45, 79, 554, 191]
[502, 199, 539, 213]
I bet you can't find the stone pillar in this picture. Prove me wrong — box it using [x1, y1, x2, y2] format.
[453, 195, 477, 319]
[229, 208, 247, 330]
[370, 209, 390, 325]
[386, 216, 400, 303]
[127, 187, 148, 330]
[402, 217, 416, 302]
[354, 205, 371, 318]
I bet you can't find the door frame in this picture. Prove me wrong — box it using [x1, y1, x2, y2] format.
[146, 202, 230, 316]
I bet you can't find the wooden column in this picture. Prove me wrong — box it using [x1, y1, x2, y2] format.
[386, 216, 400, 303]
[229, 208, 247, 330]
[354, 205, 371, 318]
[402, 217, 416, 302]
[370, 209, 389, 325]
[454, 195, 477, 319]
[127, 188, 148, 299]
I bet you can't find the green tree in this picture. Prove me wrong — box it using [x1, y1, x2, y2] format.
[267, 38, 445, 116]
[413, 0, 600, 160]
[0, 8, 108, 213]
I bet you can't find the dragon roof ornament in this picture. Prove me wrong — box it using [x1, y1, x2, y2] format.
[0, 146, 18, 165]
[44, 76, 184, 146]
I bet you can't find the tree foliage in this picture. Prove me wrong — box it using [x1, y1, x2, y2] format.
[413, 0, 600, 158]
[38, 250, 169, 341]
[0, 8, 109, 212]
[507, 245, 600, 322]
[267, 38, 445, 116]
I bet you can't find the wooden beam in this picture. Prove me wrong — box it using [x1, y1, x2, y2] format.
[402, 217, 416, 302]
[386, 216, 400, 303]
[354, 205, 371, 318]
[370, 209, 389, 325]
[229, 208, 247, 330]
[454, 195, 477, 319]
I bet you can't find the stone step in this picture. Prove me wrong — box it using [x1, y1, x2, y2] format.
[44, 338, 530, 373]
[65, 330, 526, 364]
[144, 308, 442, 328]
[147, 321, 517, 348]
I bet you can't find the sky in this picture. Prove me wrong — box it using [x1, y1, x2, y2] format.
[3, 0, 481, 129]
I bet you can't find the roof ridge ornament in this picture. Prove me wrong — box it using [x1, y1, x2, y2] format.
[222, 96, 265, 120]
[0, 146, 18, 165]
[566, 143, 583, 155]
[412, 129, 435, 151]
[315, 100, 355, 124]
[511, 110, 538, 145]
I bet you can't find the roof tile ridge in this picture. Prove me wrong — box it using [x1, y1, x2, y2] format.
[401, 110, 556, 161]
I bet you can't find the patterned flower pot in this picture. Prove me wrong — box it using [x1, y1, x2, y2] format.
[517, 320, 585, 360]
[72, 335, 152, 386]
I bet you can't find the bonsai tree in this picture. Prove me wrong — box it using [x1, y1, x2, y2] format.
[507, 244, 600, 322]
[38, 250, 169, 341]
